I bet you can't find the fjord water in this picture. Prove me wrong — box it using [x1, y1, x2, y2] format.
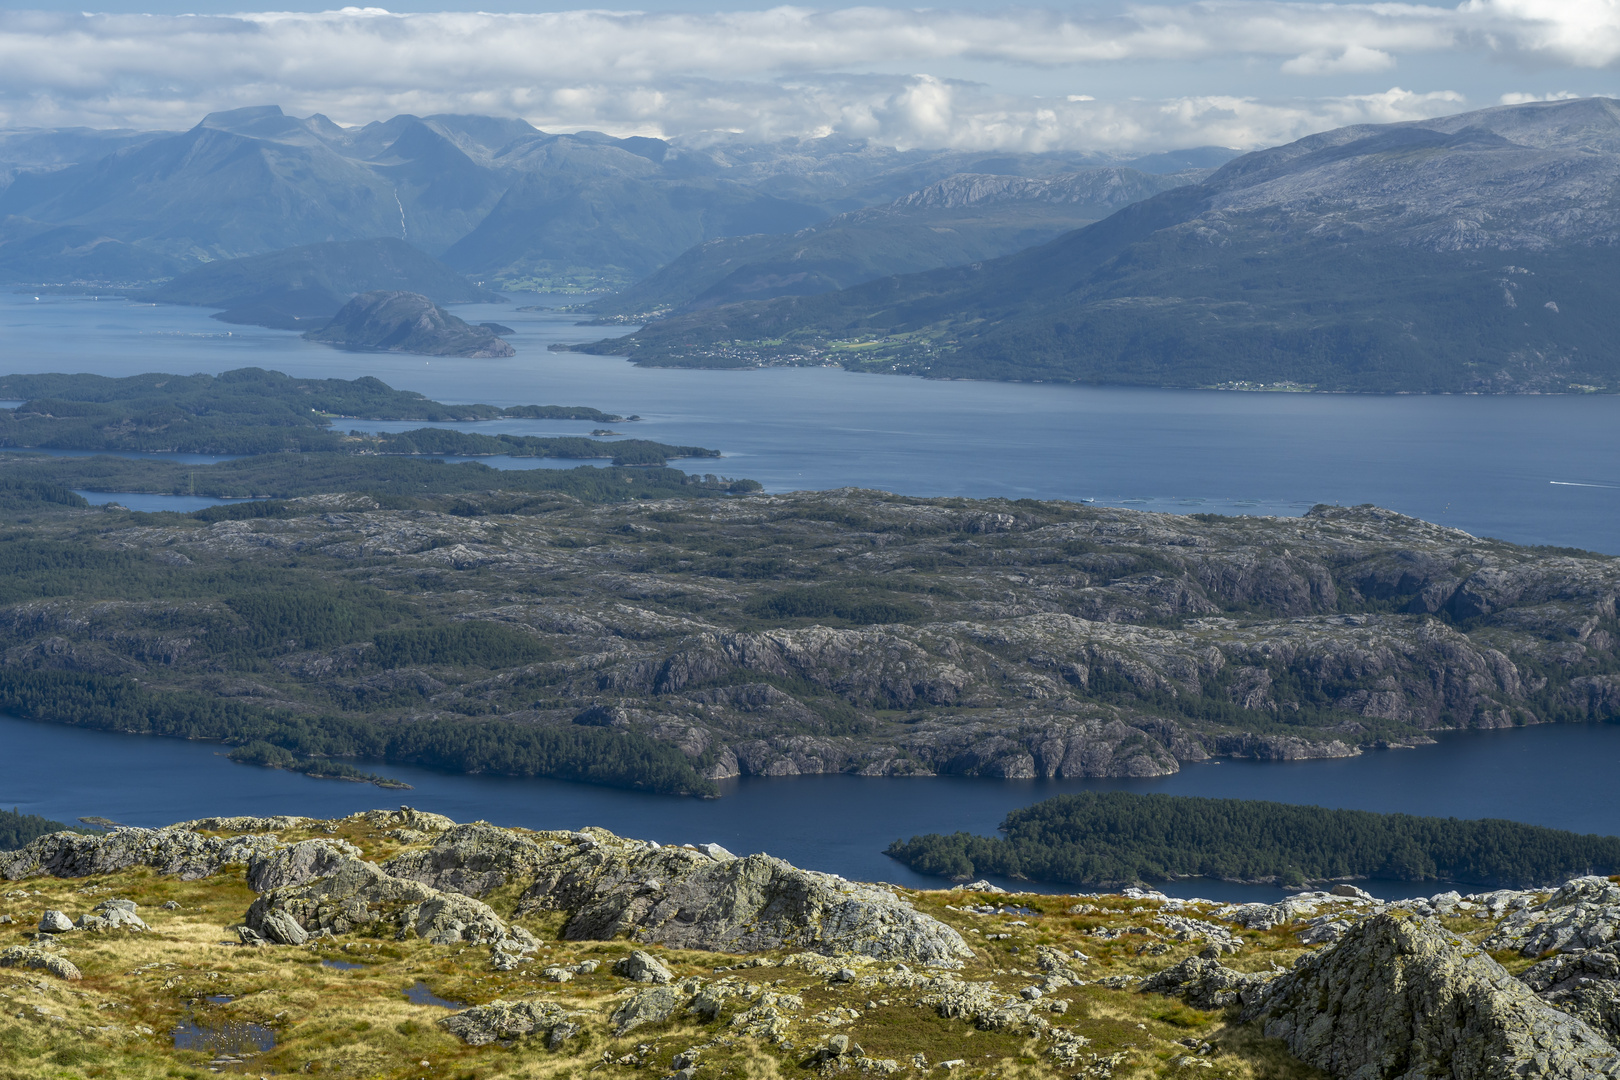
[5, 291, 1620, 900]
[3, 291, 1618, 551]
[6, 711, 1620, 903]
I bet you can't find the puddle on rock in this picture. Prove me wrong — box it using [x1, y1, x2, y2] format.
[404, 980, 465, 1009]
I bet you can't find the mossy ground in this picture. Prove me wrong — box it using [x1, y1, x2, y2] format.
[6, 818, 1521, 1080]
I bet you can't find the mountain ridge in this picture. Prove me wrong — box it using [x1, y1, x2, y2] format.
[568, 97, 1620, 394]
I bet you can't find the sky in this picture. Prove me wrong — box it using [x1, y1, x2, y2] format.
[1, 1, 1618, 154]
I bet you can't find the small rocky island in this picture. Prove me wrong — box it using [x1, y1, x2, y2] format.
[304, 290, 516, 358]
[2, 809, 1617, 1079]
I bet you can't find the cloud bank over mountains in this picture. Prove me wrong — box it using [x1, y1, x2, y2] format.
[1, 1, 1617, 150]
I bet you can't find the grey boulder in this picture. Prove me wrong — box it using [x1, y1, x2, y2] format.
[439, 999, 578, 1046]
[0, 945, 81, 980]
[1140, 957, 1270, 1010]
[611, 986, 683, 1034]
[1245, 912, 1620, 1079]
[37, 910, 72, 933]
[615, 949, 674, 984]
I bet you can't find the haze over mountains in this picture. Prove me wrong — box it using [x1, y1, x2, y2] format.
[581, 97, 1620, 394]
[0, 104, 1212, 291]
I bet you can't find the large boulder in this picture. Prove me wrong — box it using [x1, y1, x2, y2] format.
[244, 852, 531, 951]
[614, 949, 674, 984]
[0, 946, 81, 981]
[518, 830, 972, 966]
[248, 840, 361, 893]
[439, 999, 579, 1047]
[1245, 913, 1620, 1079]
[1140, 957, 1270, 1010]
[611, 986, 683, 1034]
[383, 822, 548, 898]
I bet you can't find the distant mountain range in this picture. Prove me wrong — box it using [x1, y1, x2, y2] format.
[570, 98, 1620, 394]
[0, 105, 1218, 291]
[587, 168, 1199, 318]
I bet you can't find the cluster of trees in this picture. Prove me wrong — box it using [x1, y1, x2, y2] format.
[0, 806, 79, 850]
[746, 585, 925, 625]
[368, 428, 714, 466]
[0, 669, 719, 797]
[226, 741, 409, 788]
[886, 791, 1620, 888]
[0, 368, 663, 458]
[0, 453, 759, 504]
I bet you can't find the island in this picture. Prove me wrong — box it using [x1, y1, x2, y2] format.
[305, 291, 515, 358]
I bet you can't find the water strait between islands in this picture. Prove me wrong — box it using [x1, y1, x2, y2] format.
[3, 290, 1619, 553]
[4, 290, 1619, 902]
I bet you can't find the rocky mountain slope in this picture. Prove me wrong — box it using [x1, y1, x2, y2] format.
[303, 291, 516, 357]
[586, 169, 1197, 319]
[574, 97, 1620, 393]
[1, 809, 1616, 1080]
[0, 484, 1614, 789]
[0, 106, 1111, 289]
[142, 238, 499, 330]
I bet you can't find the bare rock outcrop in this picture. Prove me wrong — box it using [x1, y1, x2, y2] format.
[1, 827, 284, 882]
[1140, 957, 1269, 1009]
[382, 821, 548, 898]
[0, 945, 81, 981]
[244, 852, 534, 952]
[438, 999, 581, 1047]
[513, 828, 972, 966]
[1485, 876, 1620, 957]
[1244, 912, 1620, 1079]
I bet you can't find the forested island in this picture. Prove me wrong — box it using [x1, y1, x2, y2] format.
[0, 369, 712, 466]
[0, 456, 1614, 796]
[886, 792, 1620, 889]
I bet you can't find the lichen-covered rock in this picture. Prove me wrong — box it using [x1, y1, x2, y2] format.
[1140, 957, 1270, 1010]
[615, 949, 674, 984]
[1245, 912, 1620, 1079]
[1484, 877, 1620, 957]
[37, 909, 72, 933]
[1, 827, 283, 882]
[611, 985, 683, 1034]
[1522, 943, 1620, 1044]
[520, 830, 972, 966]
[438, 999, 577, 1046]
[244, 853, 522, 947]
[383, 822, 548, 899]
[247, 840, 362, 893]
[73, 901, 147, 932]
[0, 946, 81, 980]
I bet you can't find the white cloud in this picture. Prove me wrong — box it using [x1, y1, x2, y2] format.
[1280, 44, 1397, 76]
[0, 2, 1614, 149]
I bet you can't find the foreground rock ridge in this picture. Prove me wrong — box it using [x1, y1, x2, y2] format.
[1, 810, 1618, 1080]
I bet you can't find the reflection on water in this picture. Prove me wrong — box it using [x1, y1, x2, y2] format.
[404, 980, 465, 1009]
[172, 999, 276, 1057]
[74, 491, 255, 512]
[321, 958, 367, 971]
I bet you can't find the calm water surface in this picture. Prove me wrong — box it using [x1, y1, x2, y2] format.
[5, 292, 1620, 901]
[2, 292, 1616, 551]
[6, 713, 1617, 902]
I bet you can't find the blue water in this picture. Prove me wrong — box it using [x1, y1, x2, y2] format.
[4, 291, 1620, 903]
[5, 712, 1617, 903]
[1, 291, 1616, 551]
[74, 491, 251, 512]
